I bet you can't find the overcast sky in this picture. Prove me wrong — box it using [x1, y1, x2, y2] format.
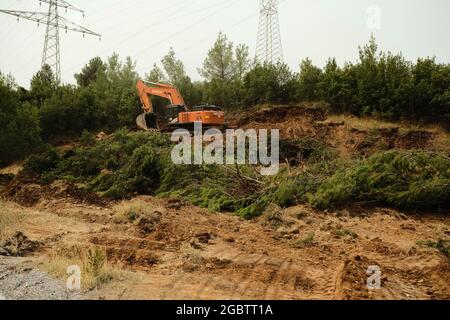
[0, 0, 449, 87]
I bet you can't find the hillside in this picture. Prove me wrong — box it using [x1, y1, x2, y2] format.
[1, 105, 449, 300]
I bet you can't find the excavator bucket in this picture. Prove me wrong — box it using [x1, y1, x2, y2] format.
[136, 113, 158, 131]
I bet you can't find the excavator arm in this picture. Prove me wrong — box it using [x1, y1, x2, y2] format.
[136, 80, 186, 113]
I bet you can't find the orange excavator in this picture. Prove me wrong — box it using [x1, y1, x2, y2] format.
[136, 80, 226, 131]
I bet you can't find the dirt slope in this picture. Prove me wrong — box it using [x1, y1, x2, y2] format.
[0, 195, 448, 300]
[232, 104, 450, 157]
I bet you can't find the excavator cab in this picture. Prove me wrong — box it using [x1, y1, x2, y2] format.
[166, 105, 188, 124]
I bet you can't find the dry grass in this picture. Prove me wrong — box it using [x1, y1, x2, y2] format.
[325, 115, 404, 131]
[113, 198, 163, 235]
[41, 246, 128, 291]
[430, 129, 450, 154]
[326, 114, 448, 133]
[0, 162, 23, 175]
[325, 114, 450, 153]
[180, 242, 205, 272]
[294, 233, 317, 249]
[0, 202, 24, 242]
[113, 198, 163, 223]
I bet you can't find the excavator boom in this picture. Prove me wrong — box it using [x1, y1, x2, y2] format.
[136, 80, 185, 113]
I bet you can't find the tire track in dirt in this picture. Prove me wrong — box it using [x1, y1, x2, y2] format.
[230, 254, 270, 299]
[243, 257, 287, 299]
[194, 275, 219, 299]
[159, 251, 243, 299]
[263, 260, 292, 299]
[187, 252, 244, 299]
[159, 272, 190, 300]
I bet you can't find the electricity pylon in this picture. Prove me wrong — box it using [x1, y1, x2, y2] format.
[255, 0, 283, 64]
[0, 0, 101, 84]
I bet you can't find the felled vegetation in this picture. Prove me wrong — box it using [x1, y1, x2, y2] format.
[23, 130, 265, 218]
[22, 129, 450, 218]
[309, 150, 450, 210]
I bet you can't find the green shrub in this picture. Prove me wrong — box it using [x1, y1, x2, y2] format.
[80, 130, 95, 146]
[0, 74, 43, 166]
[309, 150, 450, 210]
[270, 156, 347, 208]
[24, 146, 60, 174]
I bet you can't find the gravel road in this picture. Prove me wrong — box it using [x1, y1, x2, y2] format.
[0, 257, 81, 300]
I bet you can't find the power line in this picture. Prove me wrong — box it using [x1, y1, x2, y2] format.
[62, 0, 232, 76]
[179, 13, 259, 54]
[92, 0, 199, 56]
[98, 0, 184, 34]
[135, 0, 240, 62]
[0, 0, 100, 83]
[139, 0, 247, 72]
[1, 28, 39, 65]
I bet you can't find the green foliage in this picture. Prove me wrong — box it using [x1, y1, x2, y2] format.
[84, 247, 108, 280]
[297, 58, 323, 101]
[318, 58, 355, 113]
[74, 57, 106, 88]
[410, 58, 450, 127]
[243, 62, 297, 106]
[9, 54, 141, 141]
[22, 128, 450, 218]
[309, 150, 450, 210]
[30, 64, 56, 108]
[271, 156, 345, 208]
[97, 54, 140, 129]
[235, 44, 252, 81]
[198, 33, 251, 108]
[0, 73, 42, 166]
[311, 36, 450, 127]
[24, 146, 60, 174]
[146, 49, 202, 107]
[23, 130, 265, 217]
[80, 130, 95, 146]
[39, 85, 101, 136]
[199, 33, 235, 81]
[145, 63, 167, 83]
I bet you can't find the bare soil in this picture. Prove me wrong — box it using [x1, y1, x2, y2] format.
[0, 194, 448, 300]
[232, 104, 449, 158]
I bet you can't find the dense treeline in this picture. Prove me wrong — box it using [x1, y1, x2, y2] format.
[0, 34, 449, 166]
